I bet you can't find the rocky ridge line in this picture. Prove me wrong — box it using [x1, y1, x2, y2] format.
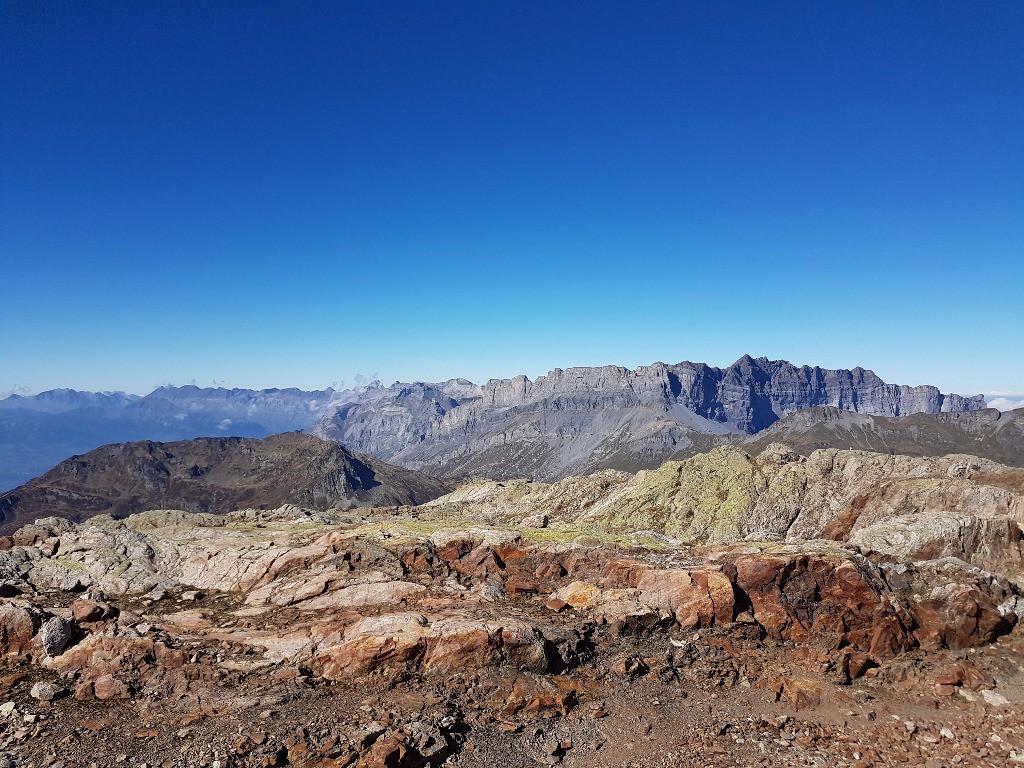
[310, 356, 986, 481]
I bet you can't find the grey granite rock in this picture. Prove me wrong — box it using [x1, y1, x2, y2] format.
[39, 616, 73, 657]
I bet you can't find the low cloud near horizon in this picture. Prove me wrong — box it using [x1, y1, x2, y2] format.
[986, 392, 1024, 411]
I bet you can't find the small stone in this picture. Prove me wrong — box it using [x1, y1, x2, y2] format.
[981, 690, 1009, 707]
[30, 682, 62, 702]
[941, 727, 955, 740]
[0, 701, 16, 717]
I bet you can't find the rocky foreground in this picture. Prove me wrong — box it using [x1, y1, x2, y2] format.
[1, 445, 1023, 767]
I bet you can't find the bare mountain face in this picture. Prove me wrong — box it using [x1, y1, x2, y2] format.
[309, 356, 987, 481]
[0, 432, 450, 532]
[741, 406, 1024, 466]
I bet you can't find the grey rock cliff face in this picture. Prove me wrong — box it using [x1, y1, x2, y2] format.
[310, 357, 985, 481]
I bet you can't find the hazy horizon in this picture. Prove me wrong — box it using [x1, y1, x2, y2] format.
[1, 353, 1022, 412]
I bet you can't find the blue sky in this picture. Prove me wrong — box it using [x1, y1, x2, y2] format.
[2, 1, 1022, 402]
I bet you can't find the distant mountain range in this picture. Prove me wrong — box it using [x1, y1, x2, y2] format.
[0, 433, 450, 532]
[0, 357, 995, 492]
[0, 385, 343, 491]
[309, 356, 989, 480]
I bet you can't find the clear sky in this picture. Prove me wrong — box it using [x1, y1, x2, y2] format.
[2, 1, 1022, 404]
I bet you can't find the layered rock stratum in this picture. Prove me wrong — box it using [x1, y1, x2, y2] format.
[0, 433, 450, 533]
[0, 444, 1022, 766]
[310, 356, 987, 481]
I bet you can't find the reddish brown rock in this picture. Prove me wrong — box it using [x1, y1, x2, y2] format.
[505, 580, 538, 596]
[779, 676, 823, 710]
[314, 614, 429, 679]
[910, 581, 1015, 650]
[0, 603, 39, 655]
[839, 650, 874, 681]
[74, 680, 95, 700]
[358, 734, 412, 768]
[44, 634, 184, 682]
[70, 599, 117, 623]
[637, 569, 734, 628]
[11, 524, 53, 548]
[726, 551, 915, 658]
[552, 581, 604, 609]
[435, 538, 476, 563]
[497, 673, 580, 719]
[423, 619, 549, 675]
[451, 546, 505, 579]
[934, 658, 996, 690]
[534, 561, 567, 580]
[599, 559, 649, 588]
[92, 673, 130, 700]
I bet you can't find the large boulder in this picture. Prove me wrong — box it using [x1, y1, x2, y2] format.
[313, 614, 430, 679]
[717, 546, 916, 658]
[0, 602, 40, 655]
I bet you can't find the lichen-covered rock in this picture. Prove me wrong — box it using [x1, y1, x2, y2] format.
[29, 682, 62, 701]
[424, 446, 1024, 578]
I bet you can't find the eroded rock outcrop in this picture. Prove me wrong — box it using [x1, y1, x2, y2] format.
[425, 445, 1024, 575]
